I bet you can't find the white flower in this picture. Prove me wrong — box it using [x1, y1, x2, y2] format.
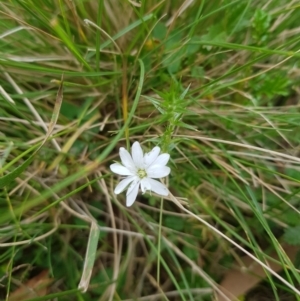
[110, 141, 171, 207]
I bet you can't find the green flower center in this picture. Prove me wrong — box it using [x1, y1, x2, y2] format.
[137, 169, 147, 179]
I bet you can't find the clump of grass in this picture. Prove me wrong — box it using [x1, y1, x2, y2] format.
[1, 1, 300, 300]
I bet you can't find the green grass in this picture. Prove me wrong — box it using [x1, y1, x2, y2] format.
[1, 0, 300, 300]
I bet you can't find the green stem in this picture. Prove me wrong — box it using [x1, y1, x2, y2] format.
[157, 197, 164, 284]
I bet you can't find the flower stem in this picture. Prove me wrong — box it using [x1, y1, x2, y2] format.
[157, 197, 164, 285]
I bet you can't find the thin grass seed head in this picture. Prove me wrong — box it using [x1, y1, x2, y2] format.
[110, 141, 171, 207]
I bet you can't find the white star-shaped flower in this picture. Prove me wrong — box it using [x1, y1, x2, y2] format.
[110, 141, 171, 207]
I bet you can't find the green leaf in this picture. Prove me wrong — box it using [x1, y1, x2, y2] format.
[165, 216, 185, 231]
[200, 24, 227, 50]
[285, 168, 300, 181]
[283, 226, 300, 245]
[153, 22, 167, 40]
[249, 73, 291, 100]
[78, 221, 101, 292]
[252, 9, 271, 43]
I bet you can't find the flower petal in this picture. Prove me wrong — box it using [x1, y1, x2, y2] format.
[126, 179, 140, 207]
[119, 147, 136, 171]
[151, 153, 170, 167]
[140, 178, 151, 193]
[110, 163, 134, 176]
[144, 146, 160, 168]
[114, 176, 136, 194]
[131, 141, 144, 168]
[147, 178, 169, 196]
[147, 165, 170, 178]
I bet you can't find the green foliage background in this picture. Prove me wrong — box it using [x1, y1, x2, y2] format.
[0, 0, 300, 300]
